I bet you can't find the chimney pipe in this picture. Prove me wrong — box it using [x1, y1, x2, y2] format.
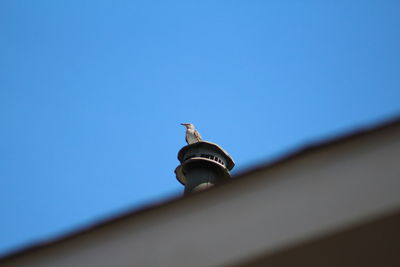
[175, 141, 235, 195]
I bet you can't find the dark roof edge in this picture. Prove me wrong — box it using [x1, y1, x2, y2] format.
[1, 114, 399, 262]
[233, 114, 400, 180]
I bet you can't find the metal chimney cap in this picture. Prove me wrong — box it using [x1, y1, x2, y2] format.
[177, 141, 235, 170]
[175, 158, 231, 185]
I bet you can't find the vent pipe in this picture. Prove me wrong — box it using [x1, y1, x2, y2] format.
[175, 141, 235, 195]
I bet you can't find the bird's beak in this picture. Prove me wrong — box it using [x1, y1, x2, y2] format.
[180, 123, 186, 126]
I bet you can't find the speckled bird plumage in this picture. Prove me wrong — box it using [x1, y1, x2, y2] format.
[181, 123, 202, 144]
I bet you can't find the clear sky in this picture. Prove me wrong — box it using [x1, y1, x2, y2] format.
[1, 0, 399, 256]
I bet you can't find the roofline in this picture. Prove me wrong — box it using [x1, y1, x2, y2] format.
[2, 114, 399, 262]
[234, 114, 400, 180]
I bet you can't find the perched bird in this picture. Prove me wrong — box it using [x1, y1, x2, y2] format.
[181, 123, 203, 144]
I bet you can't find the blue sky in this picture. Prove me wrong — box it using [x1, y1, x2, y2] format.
[1, 0, 399, 256]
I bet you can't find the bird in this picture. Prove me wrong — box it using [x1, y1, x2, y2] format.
[181, 123, 203, 144]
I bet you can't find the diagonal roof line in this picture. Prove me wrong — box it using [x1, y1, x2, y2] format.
[1, 114, 399, 262]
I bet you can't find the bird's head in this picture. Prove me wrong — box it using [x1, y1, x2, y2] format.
[181, 123, 195, 130]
